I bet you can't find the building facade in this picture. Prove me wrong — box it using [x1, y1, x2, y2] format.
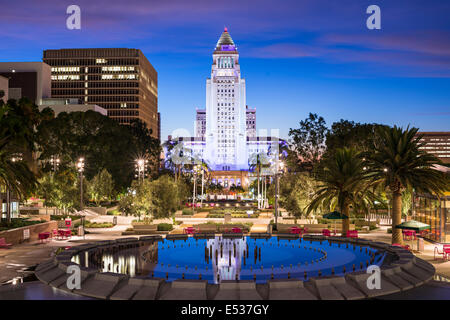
[418, 132, 450, 164]
[0, 62, 51, 105]
[0, 75, 8, 104]
[165, 29, 280, 189]
[43, 48, 160, 139]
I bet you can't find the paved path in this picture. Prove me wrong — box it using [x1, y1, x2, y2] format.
[362, 226, 450, 279]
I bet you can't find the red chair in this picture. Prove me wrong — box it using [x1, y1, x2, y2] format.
[322, 229, 331, 237]
[232, 227, 242, 233]
[289, 226, 301, 234]
[0, 238, 12, 249]
[183, 227, 196, 234]
[346, 230, 358, 238]
[38, 232, 51, 243]
[402, 230, 416, 241]
[434, 245, 450, 261]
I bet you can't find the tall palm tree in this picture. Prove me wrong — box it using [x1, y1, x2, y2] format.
[369, 126, 449, 244]
[307, 147, 371, 235]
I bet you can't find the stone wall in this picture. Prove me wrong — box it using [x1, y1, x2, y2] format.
[0, 220, 58, 245]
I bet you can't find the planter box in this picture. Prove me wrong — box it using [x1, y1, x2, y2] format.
[0, 220, 58, 245]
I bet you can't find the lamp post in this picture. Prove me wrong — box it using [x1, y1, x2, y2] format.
[274, 157, 284, 231]
[192, 165, 199, 213]
[77, 158, 85, 239]
[135, 158, 148, 183]
[200, 164, 205, 208]
[77, 158, 85, 211]
[50, 155, 60, 174]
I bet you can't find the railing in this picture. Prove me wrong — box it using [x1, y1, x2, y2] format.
[365, 213, 392, 226]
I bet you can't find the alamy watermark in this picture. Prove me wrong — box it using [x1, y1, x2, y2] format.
[66, 265, 81, 290]
[66, 5, 81, 30]
[366, 265, 381, 290]
[366, 5, 381, 30]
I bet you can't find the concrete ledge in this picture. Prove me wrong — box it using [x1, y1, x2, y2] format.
[74, 272, 127, 299]
[381, 266, 415, 291]
[345, 271, 400, 298]
[165, 234, 188, 241]
[193, 233, 216, 239]
[276, 234, 299, 240]
[110, 277, 163, 300]
[268, 279, 317, 300]
[222, 233, 244, 238]
[139, 235, 163, 242]
[249, 233, 271, 239]
[213, 280, 262, 300]
[159, 280, 208, 300]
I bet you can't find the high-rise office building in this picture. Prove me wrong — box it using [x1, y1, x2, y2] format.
[418, 132, 450, 164]
[43, 48, 159, 139]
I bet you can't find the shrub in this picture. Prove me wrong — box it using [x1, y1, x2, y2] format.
[157, 223, 173, 231]
[84, 222, 114, 228]
[182, 209, 194, 215]
[387, 228, 392, 234]
[107, 209, 121, 216]
[0, 218, 43, 231]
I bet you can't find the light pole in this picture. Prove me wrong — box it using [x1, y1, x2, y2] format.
[46, 155, 60, 215]
[135, 158, 148, 183]
[274, 157, 284, 231]
[77, 158, 85, 211]
[50, 155, 60, 174]
[192, 165, 199, 213]
[77, 157, 85, 239]
[200, 164, 205, 208]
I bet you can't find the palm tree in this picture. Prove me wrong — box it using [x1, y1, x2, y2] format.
[307, 147, 371, 235]
[368, 126, 449, 244]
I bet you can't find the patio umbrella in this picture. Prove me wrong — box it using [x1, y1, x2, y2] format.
[395, 220, 430, 251]
[323, 211, 348, 235]
[395, 220, 430, 232]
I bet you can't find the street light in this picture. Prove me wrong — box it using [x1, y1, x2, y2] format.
[50, 155, 60, 173]
[77, 157, 85, 239]
[134, 158, 148, 183]
[192, 165, 201, 213]
[274, 156, 285, 231]
[77, 158, 85, 210]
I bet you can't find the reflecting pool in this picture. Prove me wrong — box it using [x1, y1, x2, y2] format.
[73, 236, 386, 284]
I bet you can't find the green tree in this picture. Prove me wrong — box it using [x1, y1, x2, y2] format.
[0, 98, 51, 222]
[36, 111, 160, 193]
[37, 169, 80, 214]
[307, 148, 371, 235]
[368, 126, 449, 244]
[86, 169, 115, 206]
[276, 172, 321, 223]
[288, 113, 328, 172]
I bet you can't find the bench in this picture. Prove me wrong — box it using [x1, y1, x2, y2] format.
[0, 238, 12, 249]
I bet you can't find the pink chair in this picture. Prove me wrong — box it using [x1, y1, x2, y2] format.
[289, 226, 301, 234]
[346, 230, 358, 238]
[434, 245, 450, 261]
[232, 227, 242, 233]
[322, 229, 331, 237]
[0, 238, 12, 249]
[184, 227, 196, 234]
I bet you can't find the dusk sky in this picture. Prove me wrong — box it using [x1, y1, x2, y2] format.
[1, 0, 449, 140]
